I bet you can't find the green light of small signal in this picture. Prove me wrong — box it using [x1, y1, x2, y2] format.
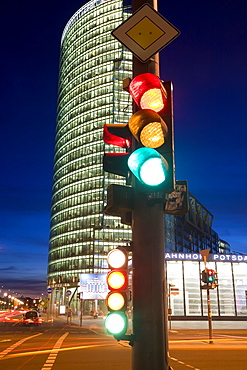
[105, 312, 128, 336]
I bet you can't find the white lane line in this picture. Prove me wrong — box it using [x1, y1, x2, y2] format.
[40, 332, 69, 370]
[169, 356, 201, 370]
[0, 333, 42, 359]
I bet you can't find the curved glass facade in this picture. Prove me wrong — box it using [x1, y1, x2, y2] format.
[48, 0, 132, 293]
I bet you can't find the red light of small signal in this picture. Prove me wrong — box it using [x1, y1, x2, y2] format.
[103, 124, 131, 149]
[107, 271, 128, 291]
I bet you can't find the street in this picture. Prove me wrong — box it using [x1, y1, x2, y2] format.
[0, 311, 247, 369]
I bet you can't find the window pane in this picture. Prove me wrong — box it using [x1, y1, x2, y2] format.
[166, 261, 184, 315]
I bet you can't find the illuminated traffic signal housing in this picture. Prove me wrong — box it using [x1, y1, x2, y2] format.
[207, 269, 218, 288]
[201, 270, 208, 283]
[201, 269, 218, 289]
[207, 269, 216, 283]
[126, 73, 175, 192]
[105, 248, 129, 340]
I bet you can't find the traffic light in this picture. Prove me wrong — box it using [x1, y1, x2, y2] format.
[103, 124, 132, 178]
[105, 248, 128, 340]
[126, 73, 175, 192]
[207, 269, 216, 283]
[201, 269, 218, 289]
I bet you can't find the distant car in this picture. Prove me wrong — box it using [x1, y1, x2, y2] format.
[22, 310, 42, 325]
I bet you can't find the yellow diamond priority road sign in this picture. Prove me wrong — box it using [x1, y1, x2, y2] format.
[112, 4, 180, 62]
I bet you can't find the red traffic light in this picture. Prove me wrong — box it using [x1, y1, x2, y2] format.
[103, 124, 131, 149]
[107, 271, 128, 291]
[129, 73, 167, 113]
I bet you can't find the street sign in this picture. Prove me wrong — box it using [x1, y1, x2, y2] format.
[164, 180, 188, 215]
[47, 288, 52, 294]
[170, 288, 179, 295]
[200, 249, 211, 266]
[66, 290, 72, 296]
[112, 4, 180, 62]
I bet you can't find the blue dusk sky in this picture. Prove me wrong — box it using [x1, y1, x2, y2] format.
[0, 0, 246, 297]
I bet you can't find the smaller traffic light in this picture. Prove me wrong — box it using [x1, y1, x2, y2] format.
[105, 248, 128, 340]
[207, 269, 216, 283]
[201, 269, 218, 289]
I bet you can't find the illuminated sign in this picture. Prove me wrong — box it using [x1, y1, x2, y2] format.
[79, 273, 108, 299]
[165, 253, 247, 263]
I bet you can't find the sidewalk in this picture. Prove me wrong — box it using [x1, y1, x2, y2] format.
[53, 314, 246, 330]
[54, 314, 108, 334]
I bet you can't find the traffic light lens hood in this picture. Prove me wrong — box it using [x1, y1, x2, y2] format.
[129, 73, 166, 112]
[128, 109, 168, 149]
[128, 147, 168, 186]
[107, 271, 127, 290]
[105, 312, 128, 335]
[106, 292, 126, 311]
[107, 248, 128, 269]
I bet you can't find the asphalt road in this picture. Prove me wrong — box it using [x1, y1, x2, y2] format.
[1, 311, 247, 370]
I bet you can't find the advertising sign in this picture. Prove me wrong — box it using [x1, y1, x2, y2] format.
[79, 273, 108, 300]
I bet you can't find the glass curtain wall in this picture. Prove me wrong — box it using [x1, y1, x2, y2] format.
[166, 260, 247, 318]
[48, 0, 132, 302]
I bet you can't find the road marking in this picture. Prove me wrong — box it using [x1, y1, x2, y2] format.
[2, 343, 116, 360]
[169, 356, 201, 370]
[40, 332, 69, 370]
[0, 333, 42, 359]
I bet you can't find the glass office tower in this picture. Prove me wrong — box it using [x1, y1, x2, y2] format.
[48, 0, 132, 305]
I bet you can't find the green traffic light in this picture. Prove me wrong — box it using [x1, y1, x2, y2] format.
[128, 147, 168, 186]
[105, 312, 128, 336]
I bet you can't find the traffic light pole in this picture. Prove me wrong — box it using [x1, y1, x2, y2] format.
[132, 193, 169, 370]
[207, 289, 213, 344]
[131, 1, 169, 369]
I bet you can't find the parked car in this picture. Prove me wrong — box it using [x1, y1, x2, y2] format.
[22, 310, 42, 325]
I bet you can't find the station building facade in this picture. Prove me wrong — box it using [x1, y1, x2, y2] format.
[166, 253, 247, 319]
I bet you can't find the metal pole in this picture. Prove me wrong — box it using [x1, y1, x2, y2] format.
[80, 299, 83, 327]
[207, 289, 213, 344]
[169, 285, 171, 330]
[130, 1, 169, 368]
[132, 195, 169, 370]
